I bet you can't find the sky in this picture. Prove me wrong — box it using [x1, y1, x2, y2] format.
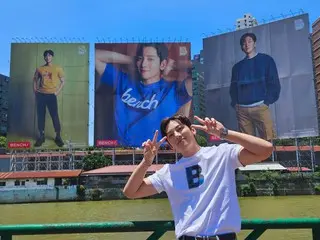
[1, 0, 319, 146]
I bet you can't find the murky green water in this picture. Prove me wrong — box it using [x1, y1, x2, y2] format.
[0, 196, 319, 239]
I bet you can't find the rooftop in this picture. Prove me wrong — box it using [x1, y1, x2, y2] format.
[82, 164, 164, 176]
[0, 170, 82, 180]
[238, 162, 287, 171]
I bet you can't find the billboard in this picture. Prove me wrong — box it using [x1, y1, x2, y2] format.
[203, 13, 318, 141]
[94, 42, 192, 147]
[8, 43, 89, 149]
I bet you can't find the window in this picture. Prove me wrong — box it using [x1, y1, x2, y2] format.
[0, 182, 5, 187]
[36, 179, 48, 185]
[14, 180, 20, 186]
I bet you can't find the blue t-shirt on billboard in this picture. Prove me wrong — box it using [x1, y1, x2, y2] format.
[100, 64, 192, 147]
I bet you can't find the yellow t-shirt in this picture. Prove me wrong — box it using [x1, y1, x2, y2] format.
[35, 64, 65, 94]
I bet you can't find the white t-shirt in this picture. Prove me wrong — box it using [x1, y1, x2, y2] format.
[147, 143, 243, 239]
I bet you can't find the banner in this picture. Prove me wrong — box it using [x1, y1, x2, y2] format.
[94, 43, 192, 147]
[203, 14, 318, 140]
[8, 43, 89, 149]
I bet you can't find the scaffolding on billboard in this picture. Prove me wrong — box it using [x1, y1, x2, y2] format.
[9, 141, 84, 172]
[273, 139, 317, 172]
[7, 141, 318, 173]
[8, 147, 180, 171]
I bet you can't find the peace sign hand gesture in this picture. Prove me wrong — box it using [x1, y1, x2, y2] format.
[191, 116, 225, 137]
[142, 130, 167, 166]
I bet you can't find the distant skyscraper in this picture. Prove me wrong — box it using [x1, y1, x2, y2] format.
[312, 17, 320, 123]
[236, 13, 258, 30]
[0, 74, 9, 136]
[192, 51, 206, 119]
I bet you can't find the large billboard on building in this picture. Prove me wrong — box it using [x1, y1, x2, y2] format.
[7, 43, 89, 149]
[312, 17, 320, 123]
[0, 74, 9, 136]
[94, 42, 192, 147]
[203, 13, 318, 141]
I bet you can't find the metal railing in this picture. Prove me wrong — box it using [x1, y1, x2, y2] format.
[0, 218, 319, 240]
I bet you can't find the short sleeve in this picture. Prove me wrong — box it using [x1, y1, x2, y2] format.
[58, 67, 65, 78]
[175, 79, 192, 106]
[146, 165, 168, 193]
[229, 144, 244, 170]
[219, 143, 243, 170]
[100, 64, 119, 87]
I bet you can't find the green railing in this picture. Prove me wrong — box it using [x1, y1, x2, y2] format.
[0, 218, 319, 240]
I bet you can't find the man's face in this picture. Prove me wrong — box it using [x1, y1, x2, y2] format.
[44, 54, 53, 64]
[242, 36, 256, 55]
[165, 120, 197, 152]
[136, 47, 166, 81]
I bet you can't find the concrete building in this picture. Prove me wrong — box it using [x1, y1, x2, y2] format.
[0, 74, 9, 136]
[312, 18, 320, 122]
[0, 170, 81, 203]
[192, 51, 206, 118]
[236, 13, 258, 30]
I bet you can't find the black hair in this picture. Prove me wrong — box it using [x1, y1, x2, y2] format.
[135, 43, 168, 62]
[43, 50, 54, 57]
[160, 114, 192, 138]
[240, 33, 257, 46]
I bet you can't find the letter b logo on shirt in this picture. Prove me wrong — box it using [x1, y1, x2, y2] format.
[185, 165, 204, 189]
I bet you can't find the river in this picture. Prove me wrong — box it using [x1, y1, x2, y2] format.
[0, 196, 319, 240]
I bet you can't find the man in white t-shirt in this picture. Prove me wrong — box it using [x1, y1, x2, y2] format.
[123, 115, 273, 240]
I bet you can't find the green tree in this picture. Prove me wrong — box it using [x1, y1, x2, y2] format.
[195, 135, 207, 147]
[0, 136, 6, 148]
[82, 152, 112, 171]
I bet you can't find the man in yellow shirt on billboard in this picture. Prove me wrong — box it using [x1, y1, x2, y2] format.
[33, 50, 65, 147]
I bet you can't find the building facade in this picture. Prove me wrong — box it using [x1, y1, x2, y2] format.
[192, 51, 206, 118]
[312, 18, 320, 126]
[0, 74, 9, 136]
[0, 170, 80, 203]
[236, 13, 258, 30]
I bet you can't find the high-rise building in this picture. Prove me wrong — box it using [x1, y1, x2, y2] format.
[192, 51, 206, 119]
[236, 13, 258, 30]
[0, 74, 9, 136]
[312, 18, 320, 123]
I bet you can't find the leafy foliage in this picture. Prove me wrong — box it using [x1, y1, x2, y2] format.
[82, 152, 112, 171]
[195, 135, 207, 147]
[0, 136, 6, 148]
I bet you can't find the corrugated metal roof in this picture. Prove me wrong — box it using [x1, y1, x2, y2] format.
[239, 162, 287, 171]
[287, 167, 312, 172]
[81, 164, 164, 176]
[0, 170, 82, 179]
[82, 162, 291, 175]
[274, 146, 320, 151]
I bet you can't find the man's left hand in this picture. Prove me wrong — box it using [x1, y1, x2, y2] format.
[192, 116, 225, 137]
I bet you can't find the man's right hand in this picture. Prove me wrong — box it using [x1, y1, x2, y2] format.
[141, 130, 166, 166]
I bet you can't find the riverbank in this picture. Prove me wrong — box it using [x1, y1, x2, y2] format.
[81, 177, 320, 201]
[0, 171, 319, 204]
[0, 186, 77, 204]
